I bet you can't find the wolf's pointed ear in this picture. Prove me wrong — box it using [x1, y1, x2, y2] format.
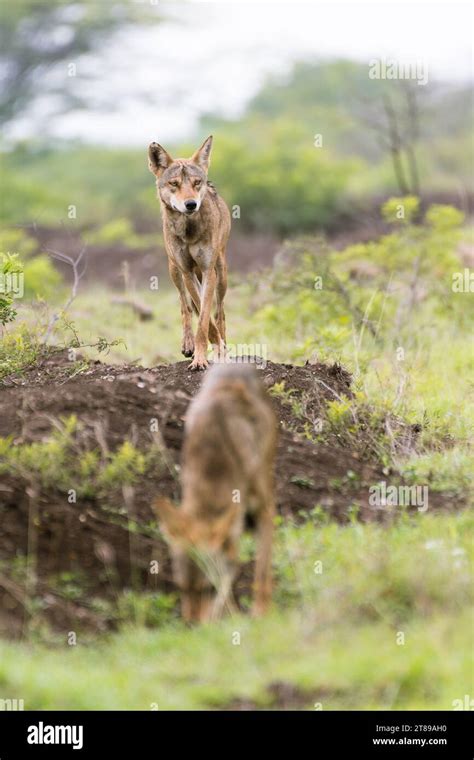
[153, 497, 192, 545]
[148, 142, 173, 177]
[190, 135, 213, 172]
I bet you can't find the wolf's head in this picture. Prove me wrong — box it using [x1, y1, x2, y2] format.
[148, 135, 213, 215]
[153, 496, 238, 553]
[153, 496, 239, 621]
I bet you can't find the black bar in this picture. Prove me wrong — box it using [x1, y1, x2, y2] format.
[0, 710, 471, 757]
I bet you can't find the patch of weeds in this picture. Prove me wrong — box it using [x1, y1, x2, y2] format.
[0, 324, 43, 380]
[269, 381, 304, 418]
[0, 416, 165, 502]
[399, 447, 474, 500]
[114, 591, 178, 628]
[329, 469, 362, 492]
[306, 504, 332, 526]
[290, 475, 316, 489]
[50, 570, 89, 602]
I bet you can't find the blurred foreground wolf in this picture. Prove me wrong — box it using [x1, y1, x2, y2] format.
[154, 364, 277, 622]
[148, 135, 230, 371]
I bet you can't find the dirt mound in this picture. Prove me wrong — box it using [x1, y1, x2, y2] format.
[0, 353, 371, 520]
[0, 352, 451, 636]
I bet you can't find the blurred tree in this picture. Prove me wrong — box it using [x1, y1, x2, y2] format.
[0, 0, 160, 126]
[358, 81, 423, 196]
[202, 60, 472, 194]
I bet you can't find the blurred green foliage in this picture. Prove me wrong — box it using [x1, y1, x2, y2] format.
[206, 124, 359, 234]
[1, 61, 472, 237]
[0, 227, 63, 301]
[0, 416, 163, 501]
[23, 255, 63, 301]
[0, 144, 155, 228]
[245, 199, 467, 369]
[84, 218, 147, 248]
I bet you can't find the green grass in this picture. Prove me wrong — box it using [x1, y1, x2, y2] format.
[0, 511, 471, 709]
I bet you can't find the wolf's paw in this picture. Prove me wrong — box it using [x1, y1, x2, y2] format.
[188, 357, 208, 371]
[181, 335, 195, 358]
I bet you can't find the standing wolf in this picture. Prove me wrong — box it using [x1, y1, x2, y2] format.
[154, 364, 277, 622]
[148, 135, 230, 370]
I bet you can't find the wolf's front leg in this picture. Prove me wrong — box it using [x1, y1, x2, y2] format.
[169, 261, 195, 358]
[252, 500, 275, 617]
[215, 254, 227, 345]
[188, 268, 216, 371]
[180, 295, 195, 358]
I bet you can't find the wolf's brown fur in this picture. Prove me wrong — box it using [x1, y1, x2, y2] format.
[154, 364, 277, 622]
[148, 136, 230, 370]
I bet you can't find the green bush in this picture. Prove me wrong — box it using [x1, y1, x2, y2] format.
[0, 227, 63, 302]
[84, 218, 149, 249]
[249, 199, 466, 359]
[204, 124, 359, 235]
[0, 227, 37, 258]
[23, 254, 63, 301]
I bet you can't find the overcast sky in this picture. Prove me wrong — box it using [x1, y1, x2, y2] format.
[9, 0, 473, 146]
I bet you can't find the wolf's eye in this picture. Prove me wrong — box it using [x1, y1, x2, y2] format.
[194, 180, 202, 188]
[169, 180, 179, 188]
